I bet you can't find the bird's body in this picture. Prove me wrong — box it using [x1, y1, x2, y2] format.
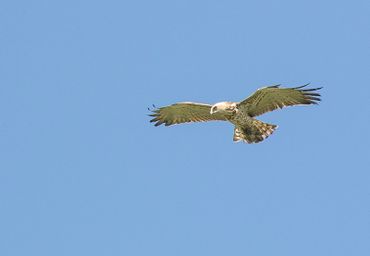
[149, 84, 322, 143]
[228, 108, 277, 143]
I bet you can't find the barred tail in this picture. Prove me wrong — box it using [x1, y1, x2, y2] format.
[233, 120, 278, 143]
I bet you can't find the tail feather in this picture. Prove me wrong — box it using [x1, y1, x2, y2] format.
[233, 120, 277, 143]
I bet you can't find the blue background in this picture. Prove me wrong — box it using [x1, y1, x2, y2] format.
[1, 0, 369, 255]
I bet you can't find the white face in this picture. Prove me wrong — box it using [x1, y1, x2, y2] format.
[210, 102, 236, 114]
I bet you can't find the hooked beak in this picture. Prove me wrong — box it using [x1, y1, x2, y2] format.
[210, 106, 217, 114]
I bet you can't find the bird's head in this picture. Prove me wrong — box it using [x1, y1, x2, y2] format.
[210, 102, 237, 115]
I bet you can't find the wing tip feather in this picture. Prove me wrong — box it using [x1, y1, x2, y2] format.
[148, 105, 164, 126]
[295, 84, 322, 105]
[293, 83, 311, 89]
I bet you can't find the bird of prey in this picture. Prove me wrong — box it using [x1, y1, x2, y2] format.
[149, 84, 322, 143]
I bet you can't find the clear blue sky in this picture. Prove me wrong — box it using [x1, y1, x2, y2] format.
[1, 0, 369, 255]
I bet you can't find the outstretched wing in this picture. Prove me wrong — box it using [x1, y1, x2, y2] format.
[238, 84, 322, 117]
[149, 102, 228, 126]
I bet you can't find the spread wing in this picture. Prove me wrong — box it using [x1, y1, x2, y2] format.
[238, 84, 322, 117]
[149, 102, 228, 126]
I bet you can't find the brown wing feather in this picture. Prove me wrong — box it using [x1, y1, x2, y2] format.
[149, 102, 228, 126]
[238, 84, 322, 117]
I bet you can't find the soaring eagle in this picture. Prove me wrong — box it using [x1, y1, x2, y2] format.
[149, 84, 322, 143]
